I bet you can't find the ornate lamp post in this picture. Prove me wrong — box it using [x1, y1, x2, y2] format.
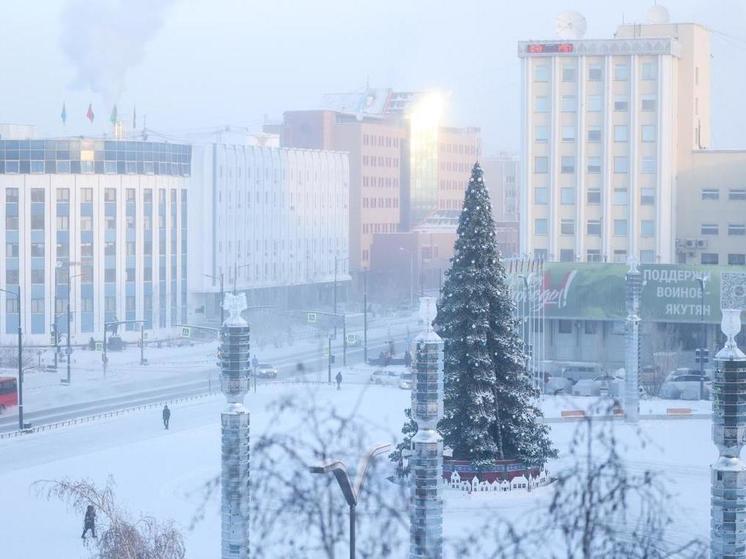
[711, 272, 746, 559]
[410, 297, 443, 558]
[219, 293, 251, 559]
[624, 258, 641, 423]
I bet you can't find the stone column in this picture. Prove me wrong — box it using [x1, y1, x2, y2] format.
[219, 293, 251, 559]
[624, 258, 641, 423]
[410, 297, 443, 559]
[711, 272, 746, 559]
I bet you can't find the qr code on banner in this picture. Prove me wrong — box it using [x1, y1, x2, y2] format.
[721, 272, 746, 310]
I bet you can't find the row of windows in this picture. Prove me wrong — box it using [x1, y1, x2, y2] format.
[700, 224, 746, 236]
[362, 135, 400, 148]
[535, 187, 656, 206]
[534, 62, 658, 83]
[535, 95, 656, 113]
[699, 253, 746, 266]
[5, 187, 182, 204]
[440, 161, 474, 173]
[362, 155, 399, 168]
[362, 222, 397, 234]
[536, 218, 654, 237]
[439, 143, 478, 155]
[362, 197, 399, 209]
[701, 188, 746, 201]
[532, 248, 652, 264]
[362, 176, 399, 188]
[0, 160, 189, 177]
[540, 124, 657, 143]
[534, 155, 657, 175]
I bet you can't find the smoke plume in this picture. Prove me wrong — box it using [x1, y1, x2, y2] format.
[59, 0, 177, 100]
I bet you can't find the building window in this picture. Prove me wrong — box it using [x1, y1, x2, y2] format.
[561, 95, 577, 112]
[561, 126, 576, 142]
[535, 96, 549, 113]
[586, 250, 602, 262]
[560, 219, 575, 235]
[641, 125, 656, 143]
[588, 64, 602, 81]
[641, 220, 655, 237]
[613, 189, 628, 205]
[614, 97, 628, 112]
[614, 125, 628, 142]
[535, 125, 549, 143]
[728, 224, 746, 236]
[534, 187, 548, 204]
[701, 224, 719, 235]
[641, 188, 655, 205]
[558, 320, 573, 334]
[56, 188, 70, 201]
[614, 156, 629, 174]
[641, 96, 657, 112]
[559, 249, 575, 262]
[562, 65, 576, 82]
[613, 250, 627, 263]
[534, 156, 549, 173]
[587, 189, 601, 204]
[641, 156, 657, 174]
[701, 253, 719, 265]
[729, 254, 746, 265]
[534, 65, 549, 82]
[587, 220, 601, 236]
[587, 157, 601, 174]
[560, 188, 575, 205]
[587, 95, 602, 112]
[535, 218, 548, 236]
[561, 156, 575, 174]
[642, 62, 657, 80]
[614, 63, 629, 81]
[587, 126, 602, 143]
[31, 189, 44, 202]
[614, 219, 628, 236]
[729, 189, 746, 201]
[702, 189, 720, 200]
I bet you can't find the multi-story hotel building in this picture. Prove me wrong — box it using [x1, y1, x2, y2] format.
[483, 153, 520, 257]
[0, 135, 190, 345]
[188, 143, 349, 319]
[518, 10, 712, 264]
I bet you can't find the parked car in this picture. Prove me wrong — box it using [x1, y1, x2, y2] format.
[545, 376, 574, 395]
[369, 369, 400, 386]
[561, 363, 603, 383]
[571, 374, 623, 397]
[255, 363, 279, 379]
[398, 372, 413, 390]
[659, 371, 710, 400]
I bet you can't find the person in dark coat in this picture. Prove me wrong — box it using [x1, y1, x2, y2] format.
[81, 505, 96, 539]
[335, 371, 343, 390]
[162, 404, 171, 430]
[404, 350, 412, 368]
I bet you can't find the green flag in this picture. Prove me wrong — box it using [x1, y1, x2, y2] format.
[110, 104, 118, 125]
[60, 102, 67, 124]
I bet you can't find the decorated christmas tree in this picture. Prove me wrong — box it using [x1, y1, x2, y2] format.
[435, 163, 555, 468]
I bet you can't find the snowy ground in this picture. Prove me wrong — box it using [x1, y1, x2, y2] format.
[0, 377, 713, 558]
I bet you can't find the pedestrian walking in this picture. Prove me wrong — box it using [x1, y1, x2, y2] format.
[81, 505, 96, 539]
[162, 404, 171, 430]
[335, 371, 343, 390]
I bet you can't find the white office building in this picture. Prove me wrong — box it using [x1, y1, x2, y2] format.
[188, 143, 350, 320]
[0, 137, 191, 345]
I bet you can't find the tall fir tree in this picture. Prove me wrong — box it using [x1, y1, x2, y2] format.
[435, 162, 556, 468]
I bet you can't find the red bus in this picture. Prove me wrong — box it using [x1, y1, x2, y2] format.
[0, 376, 18, 413]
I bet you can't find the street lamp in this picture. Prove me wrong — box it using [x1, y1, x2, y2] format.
[309, 442, 393, 559]
[203, 272, 225, 325]
[696, 275, 709, 400]
[333, 256, 350, 337]
[232, 263, 251, 295]
[399, 247, 414, 309]
[62, 272, 83, 385]
[0, 287, 24, 431]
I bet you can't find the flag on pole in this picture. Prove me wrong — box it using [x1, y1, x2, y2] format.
[110, 105, 118, 125]
[60, 103, 67, 125]
[86, 103, 95, 123]
[132, 105, 137, 129]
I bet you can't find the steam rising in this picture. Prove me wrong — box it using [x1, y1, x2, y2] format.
[60, 0, 177, 100]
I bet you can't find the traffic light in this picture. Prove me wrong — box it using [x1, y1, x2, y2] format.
[695, 348, 710, 365]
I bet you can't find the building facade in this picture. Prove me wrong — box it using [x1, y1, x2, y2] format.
[0, 138, 190, 345]
[188, 143, 349, 319]
[483, 154, 520, 257]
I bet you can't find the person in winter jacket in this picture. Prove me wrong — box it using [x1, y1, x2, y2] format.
[162, 404, 171, 430]
[335, 371, 343, 390]
[81, 505, 96, 539]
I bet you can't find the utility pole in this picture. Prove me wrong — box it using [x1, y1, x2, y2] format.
[363, 269, 368, 363]
[328, 335, 332, 385]
[333, 257, 338, 337]
[140, 322, 146, 365]
[65, 286, 71, 385]
[17, 287, 23, 431]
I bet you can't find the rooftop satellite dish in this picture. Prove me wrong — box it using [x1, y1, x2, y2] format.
[555, 11, 587, 40]
[647, 4, 670, 24]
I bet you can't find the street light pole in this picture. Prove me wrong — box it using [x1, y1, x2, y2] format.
[697, 276, 708, 400]
[203, 272, 225, 325]
[363, 269, 368, 363]
[1, 287, 23, 430]
[333, 257, 338, 337]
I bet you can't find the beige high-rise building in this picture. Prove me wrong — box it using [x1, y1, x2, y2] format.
[518, 8, 716, 264]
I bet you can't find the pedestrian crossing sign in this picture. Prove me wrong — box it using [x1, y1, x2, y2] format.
[307, 312, 317, 324]
[181, 326, 191, 338]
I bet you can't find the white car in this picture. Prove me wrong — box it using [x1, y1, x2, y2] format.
[398, 372, 413, 390]
[659, 372, 710, 400]
[369, 369, 400, 386]
[255, 363, 279, 379]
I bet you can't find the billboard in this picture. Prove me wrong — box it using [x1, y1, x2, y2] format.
[508, 263, 746, 323]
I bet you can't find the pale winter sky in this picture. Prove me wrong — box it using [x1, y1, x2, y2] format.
[1, 0, 745, 154]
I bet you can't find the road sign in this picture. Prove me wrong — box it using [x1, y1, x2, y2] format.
[95, 342, 103, 352]
[346, 334, 358, 345]
[307, 312, 317, 324]
[181, 326, 191, 338]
